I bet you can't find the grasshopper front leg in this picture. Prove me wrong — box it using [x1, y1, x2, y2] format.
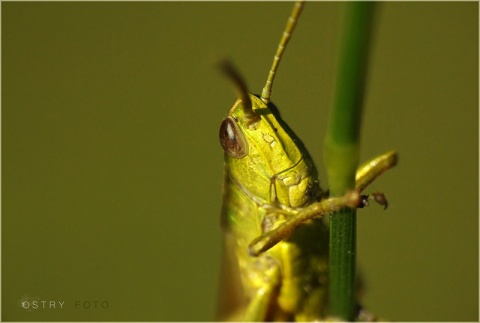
[249, 151, 398, 257]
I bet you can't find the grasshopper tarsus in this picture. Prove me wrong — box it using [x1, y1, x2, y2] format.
[359, 192, 388, 210]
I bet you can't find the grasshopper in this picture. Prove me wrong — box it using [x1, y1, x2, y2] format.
[217, 1, 397, 321]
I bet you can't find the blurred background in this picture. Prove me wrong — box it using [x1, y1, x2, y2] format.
[2, 2, 478, 321]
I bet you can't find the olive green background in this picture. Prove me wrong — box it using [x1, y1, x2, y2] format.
[2, 2, 478, 321]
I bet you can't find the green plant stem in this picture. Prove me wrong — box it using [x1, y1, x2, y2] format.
[324, 2, 375, 320]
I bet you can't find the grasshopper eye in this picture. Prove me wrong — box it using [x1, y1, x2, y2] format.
[219, 117, 248, 158]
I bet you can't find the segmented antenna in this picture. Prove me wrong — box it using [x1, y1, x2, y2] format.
[261, 0, 305, 104]
[219, 59, 260, 125]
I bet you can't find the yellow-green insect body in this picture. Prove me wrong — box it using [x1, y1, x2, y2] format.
[220, 93, 331, 320]
[220, 95, 330, 321]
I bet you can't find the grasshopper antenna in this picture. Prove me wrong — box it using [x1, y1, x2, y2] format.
[218, 59, 260, 125]
[261, 0, 305, 104]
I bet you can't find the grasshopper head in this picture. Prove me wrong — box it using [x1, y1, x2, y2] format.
[220, 94, 320, 209]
